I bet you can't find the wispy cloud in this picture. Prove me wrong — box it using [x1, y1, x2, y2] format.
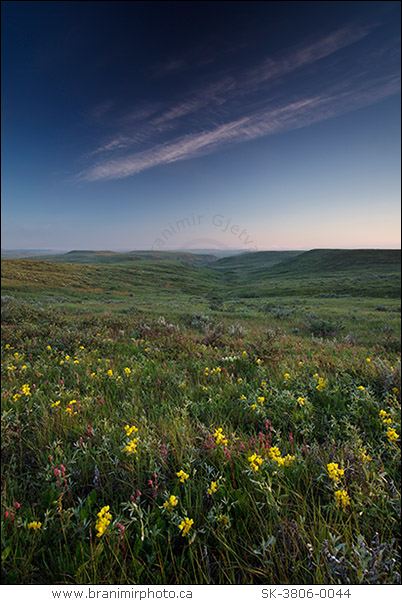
[78, 25, 400, 182]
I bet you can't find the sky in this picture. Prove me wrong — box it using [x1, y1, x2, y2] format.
[1, 1, 401, 252]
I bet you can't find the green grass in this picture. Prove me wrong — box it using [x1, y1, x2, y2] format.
[1, 251, 401, 584]
[23, 249, 218, 265]
[218, 250, 401, 299]
[211, 250, 303, 272]
[1, 258, 222, 298]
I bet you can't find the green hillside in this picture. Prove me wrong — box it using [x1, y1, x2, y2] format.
[1, 258, 221, 298]
[267, 249, 401, 275]
[211, 250, 303, 272]
[231, 249, 401, 298]
[28, 249, 218, 265]
[2, 249, 400, 301]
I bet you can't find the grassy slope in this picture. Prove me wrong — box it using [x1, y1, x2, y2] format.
[211, 250, 303, 272]
[227, 249, 402, 298]
[2, 248, 401, 300]
[27, 249, 218, 266]
[1, 259, 222, 298]
[267, 249, 401, 274]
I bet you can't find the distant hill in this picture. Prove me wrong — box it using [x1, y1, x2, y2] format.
[1, 249, 66, 259]
[182, 248, 248, 259]
[26, 249, 218, 266]
[211, 250, 303, 272]
[2, 248, 399, 300]
[267, 249, 401, 275]
[230, 249, 401, 298]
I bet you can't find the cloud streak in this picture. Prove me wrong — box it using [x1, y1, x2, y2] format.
[78, 26, 400, 182]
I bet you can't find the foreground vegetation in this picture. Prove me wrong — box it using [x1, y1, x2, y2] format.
[1, 251, 400, 584]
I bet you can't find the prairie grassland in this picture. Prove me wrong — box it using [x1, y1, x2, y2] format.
[1, 257, 401, 584]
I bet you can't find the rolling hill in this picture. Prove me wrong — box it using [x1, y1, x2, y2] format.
[1, 248, 400, 300]
[1, 258, 222, 298]
[26, 249, 218, 266]
[228, 248, 401, 298]
[266, 249, 402, 275]
[211, 250, 303, 273]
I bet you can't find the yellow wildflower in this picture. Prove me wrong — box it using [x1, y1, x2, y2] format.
[334, 489, 350, 509]
[176, 470, 189, 483]
[213, 428, 228, 447]
[237, 377, 243, 383]
[27, 521, 42, 531]
[297, 397, 305, 406]
[316, 377, 326, 391]
[360, 449, 372, 463]
[107, 369, 113, 377]
[123, 439, 138, 454]
[387, 428, 399, 443]
[51, 400, 61, 408]
[95, 505, 112, 537]
[282, 454, 295, 466]
[163, 495, 178, 510]
[267, 446, 294, 467]
[124, 367, 131, 375]
[46, 346, 51, 351]
[357, 386, 365, 391]
[251, 403, 258, 410]
[248, 453, 263, 472]
[178, 517, 194, 536]
[207, 481, 218, 495]
[268, 446, 281, 460]
[284, 373, 290, 380]
[379, 410, 392, 424]
[327, 463, 344, 482]
[257, 396, 264, 405]
[22, 384, 31, 397]
[124, 424, 138, 437]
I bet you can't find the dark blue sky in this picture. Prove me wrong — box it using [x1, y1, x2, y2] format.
[2, 1, 400, 250]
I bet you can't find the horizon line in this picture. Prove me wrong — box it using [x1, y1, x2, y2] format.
[2, 246, 401, 253]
